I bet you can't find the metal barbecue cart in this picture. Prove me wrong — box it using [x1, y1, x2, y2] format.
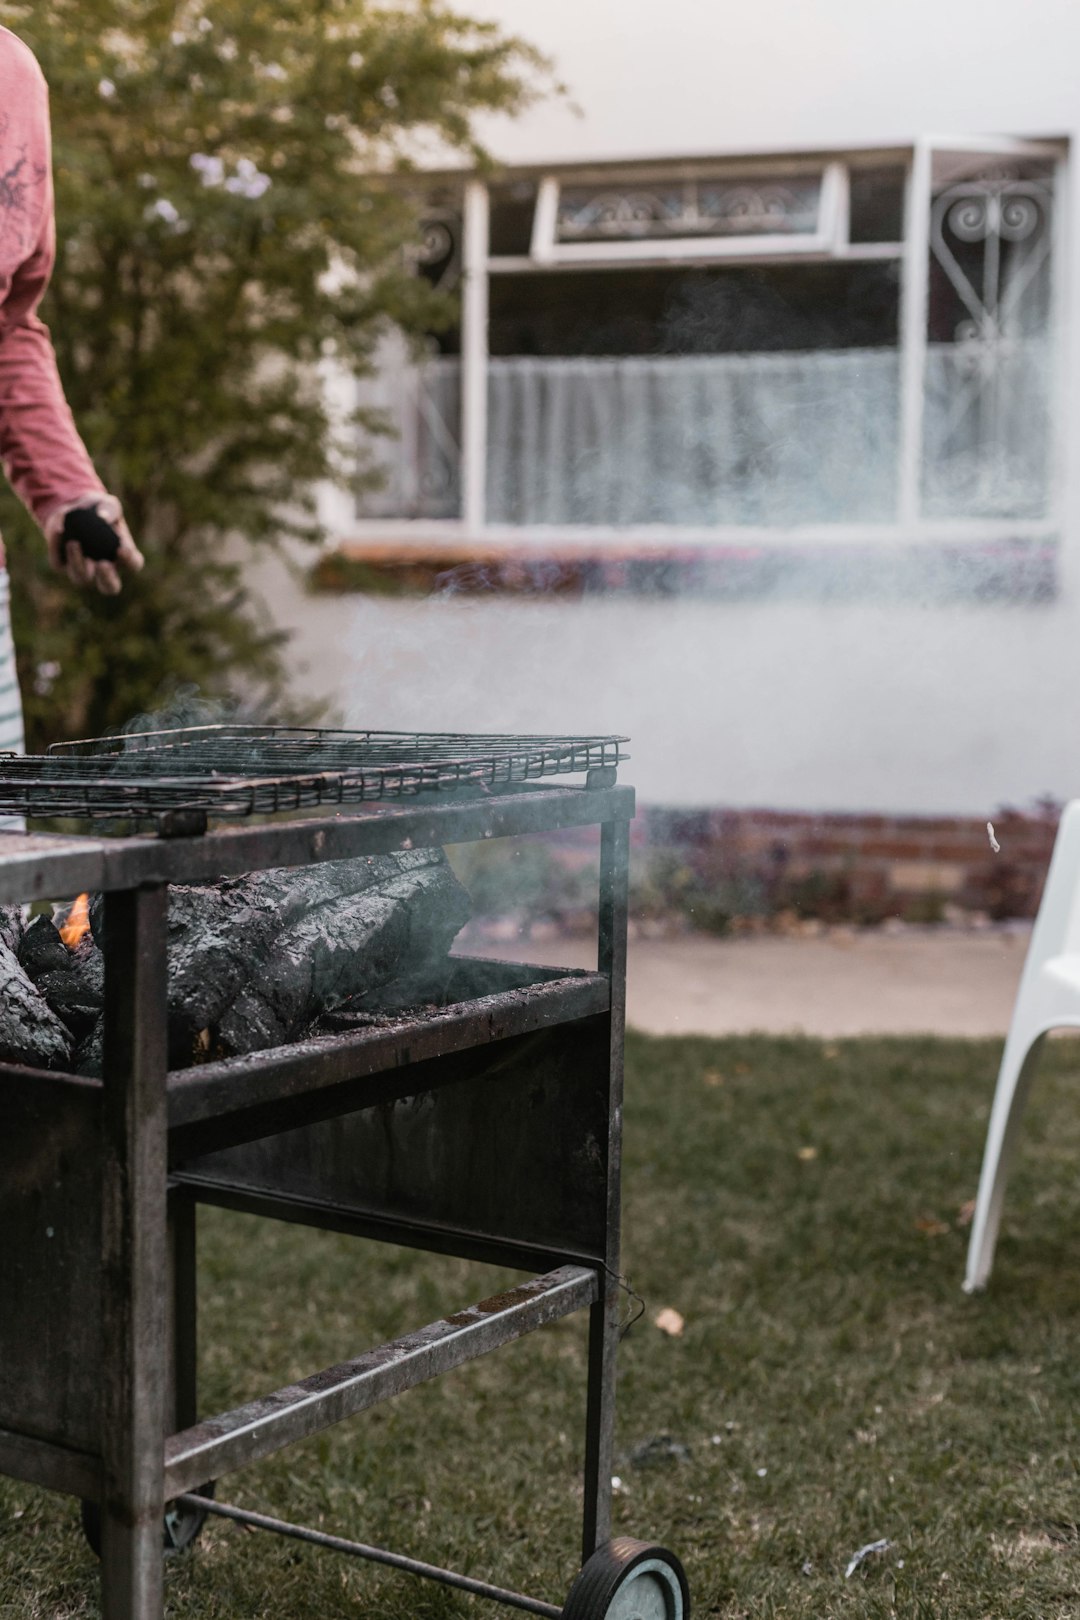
[0, 729, 689, 1620]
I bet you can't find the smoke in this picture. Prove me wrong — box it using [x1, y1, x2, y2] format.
[268, 212, 1065, 815]
[112, 683, 283, 754]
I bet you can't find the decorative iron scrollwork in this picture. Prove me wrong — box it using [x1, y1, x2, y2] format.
[931, 170, 1051, 339]
[410, 210, 462, 291]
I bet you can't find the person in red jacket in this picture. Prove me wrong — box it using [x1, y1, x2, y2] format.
[0, 25, 143, 748]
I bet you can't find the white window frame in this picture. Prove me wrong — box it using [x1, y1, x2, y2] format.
[347, 140, 1067, 549]
[527, 161, 850, 267]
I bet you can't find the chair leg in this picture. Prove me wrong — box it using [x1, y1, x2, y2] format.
[964, 1031, 1047, 1293]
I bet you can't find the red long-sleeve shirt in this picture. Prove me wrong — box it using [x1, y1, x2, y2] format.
[0, 26, 106, 561]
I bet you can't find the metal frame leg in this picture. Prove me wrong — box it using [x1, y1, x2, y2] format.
[100, 885, 169, 1620]
[169, 1191, 198, 1433]
[582, 816, 631, 1562]
[582, 1293, 619, 1557]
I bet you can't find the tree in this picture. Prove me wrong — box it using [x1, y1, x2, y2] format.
[0, 0, 545, 747]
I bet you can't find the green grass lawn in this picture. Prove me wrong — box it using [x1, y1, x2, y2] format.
[4, 1033, 1080, 1618]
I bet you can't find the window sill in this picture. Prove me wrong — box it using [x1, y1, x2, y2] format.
[309, 536, 1058, 603]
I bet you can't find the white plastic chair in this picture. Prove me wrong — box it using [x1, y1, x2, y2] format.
[964, 801, 1080, 1292]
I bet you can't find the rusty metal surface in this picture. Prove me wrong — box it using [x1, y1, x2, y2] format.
[172, 1183, 597, 1279]
[0, 1070, 103, 1451]
[179, 1017, 613, 1264]
[0, 1424, 102, 1500]
[582, 817, 630, 1560]
[166, 971, 610, 1162]
[99, 886, 170, 1618]
[165, 1266, 598, 1496]
[169, 1194, 199, 1435]
[0, 784, 634, 903]
[0, 776, 634, 1620]
[0, 831, 111, 907]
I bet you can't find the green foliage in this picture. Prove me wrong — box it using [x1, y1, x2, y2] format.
[0, 1, 546, 746]
[630, 848, 769, 936]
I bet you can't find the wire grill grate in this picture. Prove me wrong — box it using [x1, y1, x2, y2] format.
[0, 727, 627, 821]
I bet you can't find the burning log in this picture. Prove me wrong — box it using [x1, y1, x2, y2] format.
[56, 849, 470, 1075]
[0, 906, 24, 956]
[0, 937, 74, 1070]
[208, 850, 469, 1057]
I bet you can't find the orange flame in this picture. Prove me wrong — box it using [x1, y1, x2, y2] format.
[59, 893, 91, 950]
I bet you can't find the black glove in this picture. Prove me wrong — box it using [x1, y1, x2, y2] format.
[61, 505, 122, 563]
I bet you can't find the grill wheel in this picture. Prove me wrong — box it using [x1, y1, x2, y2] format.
[79, 1481, 216, 1558]
[562, 1539, 690, 1620]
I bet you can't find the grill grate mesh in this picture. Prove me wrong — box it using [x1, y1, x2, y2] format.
[0, 727, 627, 820]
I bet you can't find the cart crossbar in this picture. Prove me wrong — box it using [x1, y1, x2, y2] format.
[164, 1265, 599, 1496]
[177, 1494, 563, 1618]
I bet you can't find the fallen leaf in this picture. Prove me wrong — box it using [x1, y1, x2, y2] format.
[797, 1146, 818, 1162]
[654, 1307, 685, 1337]
[734, 1062, 751, 1076]
[703, 1069, 725, 1088]
[915, 1216, 951, 1237]
[822, 1044, 839, 1060]
[956, 1198, 976, 1228]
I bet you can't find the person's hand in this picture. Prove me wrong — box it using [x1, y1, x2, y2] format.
[44, 494, 145, 596]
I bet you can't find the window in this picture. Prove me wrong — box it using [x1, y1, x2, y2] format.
[546, 167, 841, 255]
[355, 202, 463, 520]
[920, 149, 1056, 522]
[353, 140, 1065, 544]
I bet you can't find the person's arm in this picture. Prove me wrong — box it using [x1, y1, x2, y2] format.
[0, 35, 142, 592]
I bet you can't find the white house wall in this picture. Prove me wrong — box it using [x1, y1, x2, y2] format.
[257, 0, 1080, 816]
[257, 565, 1080, 813]
[465, 0, 1080, 167]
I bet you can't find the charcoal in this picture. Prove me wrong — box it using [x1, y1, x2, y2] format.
[74, 1020, 103, 1079]
[0, 939, 73, 1070]
[18, 914, 70, 978]
[34, 935, 104, 1039]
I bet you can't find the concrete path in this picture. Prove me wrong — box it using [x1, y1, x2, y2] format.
[458, 926, 1032, 1037]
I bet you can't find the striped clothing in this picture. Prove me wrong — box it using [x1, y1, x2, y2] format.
[0, 571, 23, 755]
[0, 570, 24, 829]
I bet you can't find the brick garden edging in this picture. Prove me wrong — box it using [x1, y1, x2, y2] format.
[460, 804, 1061, 936]
[637, 803, 1061, 924]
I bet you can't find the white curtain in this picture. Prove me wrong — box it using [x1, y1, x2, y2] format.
[921, 341, 1051, 520]
[485, 349, 902, 526]
[356, 341, 1052, 527]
